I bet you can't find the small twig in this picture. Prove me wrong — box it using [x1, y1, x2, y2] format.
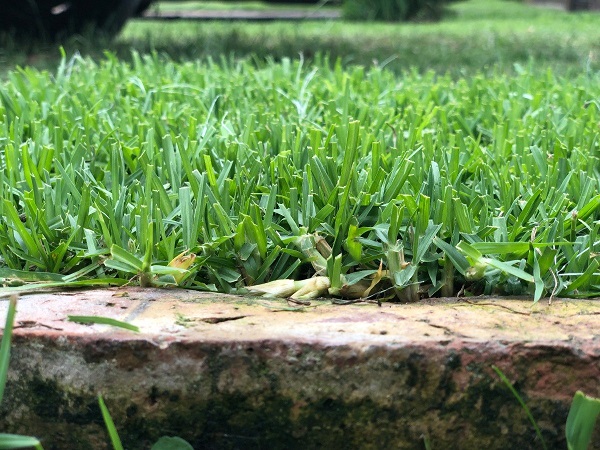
[426, 321, 471, 338]
[287, 298, 311, 306]
[459, 299, 531, 316]
[117, 275, 138, 288]
[331, 298, 382, 306]
[363, 284, 397, 302]
[14, 321, 63, 331]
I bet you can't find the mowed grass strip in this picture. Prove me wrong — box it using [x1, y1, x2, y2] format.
[0, 53, 600, 300]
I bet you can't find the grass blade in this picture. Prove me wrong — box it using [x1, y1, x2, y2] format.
[98, 395, 124, 450]
[151, 436, 194, 450]
[68, 316, 140, 332]
[0, 434, 43, 449]
[566, 391, 600, 450]
[0, 296, 17, 404]
[109, 245, 144, 273]
[492, 365, 547, 450]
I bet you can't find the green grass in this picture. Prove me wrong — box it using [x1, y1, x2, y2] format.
[1, 51, 600, 301]
[116, 0, 600, 75]
[1, 0, 600, 300]
[1, 0, 600, 75]
[493, 367, 600, 450]
[0, 296, 44, 449]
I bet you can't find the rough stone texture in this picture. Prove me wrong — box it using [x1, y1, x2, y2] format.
[0, 288, 599, 449]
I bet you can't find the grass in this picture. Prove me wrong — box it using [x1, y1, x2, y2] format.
[0, 296, 44, 449]
[0, 48, 600, 301]
[0, 0, 600, 301]
[1, 0, 600, 75]
[493, 365, 548, 450]
[119, 0, 600, 75]
[0, 295, 186, 448]
[493, 365, 600, 450]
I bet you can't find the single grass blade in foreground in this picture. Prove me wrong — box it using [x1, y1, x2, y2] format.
[0, 434, 44, 450]
[150, 436, 194, 450]
[492, 365, 548, 450]
[0, 296, 17, 405]
[68, 316, 140, 333]
[566, 391, 600, 450]
[0, 295, 45, 450]
[98, 395, 124, 450]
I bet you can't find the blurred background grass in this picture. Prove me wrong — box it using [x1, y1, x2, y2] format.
[1, 0, 599, 76]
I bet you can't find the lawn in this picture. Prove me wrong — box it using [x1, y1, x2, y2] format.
[0, 0, 600, 302]
[117, 0, 600, 75]
[1, 0, 600, 74]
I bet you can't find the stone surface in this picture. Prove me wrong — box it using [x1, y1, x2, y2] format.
[0, 287, 599, 449]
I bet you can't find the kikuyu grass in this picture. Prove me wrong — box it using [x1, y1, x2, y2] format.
[1, 52, 600, 301]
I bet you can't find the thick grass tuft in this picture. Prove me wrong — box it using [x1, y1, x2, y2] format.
[1, 53, 600, 300]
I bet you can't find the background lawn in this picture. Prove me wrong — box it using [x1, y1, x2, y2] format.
[1, 0, 600, 75]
